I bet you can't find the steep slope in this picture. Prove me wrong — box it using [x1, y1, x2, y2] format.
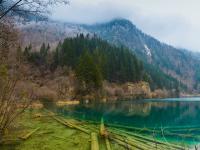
[19, 21, 89, 49]
[19, 19, 200, 91]
[85, 19, 200, 90]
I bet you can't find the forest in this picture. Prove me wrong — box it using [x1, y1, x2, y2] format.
[22, 34, 180, 94]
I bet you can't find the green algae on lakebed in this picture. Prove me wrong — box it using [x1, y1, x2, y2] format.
[0, 109, 91, 150]
[2, 98, 200, 150]
[0, 109, 124, 150]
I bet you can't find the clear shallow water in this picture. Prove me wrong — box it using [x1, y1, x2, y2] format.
[55, 97, 200, 146]
[56, 97, 200, 127]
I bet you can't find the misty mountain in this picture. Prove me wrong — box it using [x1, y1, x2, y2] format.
[19, 21, 89, 49]
[19, 19, 200, 91]
[84, 19, 200, 90]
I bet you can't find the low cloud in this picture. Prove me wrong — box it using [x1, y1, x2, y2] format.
[51, 0, 200, 52]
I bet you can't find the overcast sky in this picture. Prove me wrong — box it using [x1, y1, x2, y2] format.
[52, 0, 200, 52]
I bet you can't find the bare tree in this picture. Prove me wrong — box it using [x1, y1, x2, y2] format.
[0, 0, 69, 20]
[0, 0, 69, 140]
[0, 19, 17, 64]
[0, 65, 32, 140]
[0, 19, 33, 140]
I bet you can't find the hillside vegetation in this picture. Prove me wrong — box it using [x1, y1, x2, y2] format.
[19, 19, 199, 93]
[19, 34, 180, 100]
[86, 19, 200, 91]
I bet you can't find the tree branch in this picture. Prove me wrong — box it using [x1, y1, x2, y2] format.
[0, 0, 23, 20]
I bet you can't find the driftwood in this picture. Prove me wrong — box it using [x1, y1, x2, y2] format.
[100, 118, 108, 136]
[0, 138, 21, 145]
[52, 135, 67, 141]
[45, 110, 90, 134]
[20, 127, 40, 140]
[52, 115, 90, 134]
[33, 114, 58, 119]
[109, 137, 135, 150]
[105, 137, 112, 150]
[99, 118, 111, 150]
[45, 110, 186, 150]
[36, 131, 54, 136]
[91, 132, 99, 150]
[109, 127, 185, 150]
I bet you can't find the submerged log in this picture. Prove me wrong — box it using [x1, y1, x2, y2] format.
[109, 124, 198, 140]
[36, 131, 54, 135]
[109, 127, 185, 150]
[91, 132, 99, 150]
[105, 138, 111, 150]
[99, 117, 111, 150]
[109, 136, 136, 150]
[46, 110, 186, 150]
[33, 114, 58, 119]
[20, 127, 40, 140]
[52, 115, 90, 134]
[110, 133, 153, 150]
[100, 118, 108, 136]
[0, 138, 21, 145]
[45, 110, 90, 134]
[109, 129, 166, 150]
[65, 119, 90, 134]
[106, 123, 161, 134]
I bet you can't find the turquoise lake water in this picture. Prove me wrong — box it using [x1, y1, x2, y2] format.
[55, 97, 200, 146]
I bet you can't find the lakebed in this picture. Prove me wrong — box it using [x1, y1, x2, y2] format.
[1, 98, 200, 150]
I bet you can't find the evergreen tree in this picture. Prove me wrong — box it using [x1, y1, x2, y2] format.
[23, 44, 32, 61]
[22, 35, 181, 91]
[40, 43, 49, 64]
[16, 46, 23, 63]
[75, 51, 102, 94]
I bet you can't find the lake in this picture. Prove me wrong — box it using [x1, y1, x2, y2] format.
[55, 97, 200, 147]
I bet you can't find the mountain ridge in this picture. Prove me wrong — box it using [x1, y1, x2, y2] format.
[84, 19, 200, 90]
[19, 18, 200, 91]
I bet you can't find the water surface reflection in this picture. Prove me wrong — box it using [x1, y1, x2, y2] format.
[56, 98, 200, 128]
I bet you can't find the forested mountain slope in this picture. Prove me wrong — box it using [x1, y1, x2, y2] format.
[85, 19, 200, 90]
[23, 35, 179, 92]
[19, 19, 200, 91]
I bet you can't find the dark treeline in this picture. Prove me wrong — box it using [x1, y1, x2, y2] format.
[53, 34, 145, 83]
[24, 34, 145, 81]
[23, 34, 181, 91]
[144, 63, 182, 91]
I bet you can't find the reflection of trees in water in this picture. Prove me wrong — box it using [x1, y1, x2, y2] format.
[101, 102, 173, 117]
[56, 100, 200, 127]
[60, 101, 179, 117]
[174, 102, 200, 123]
[76, 101, 174, 117]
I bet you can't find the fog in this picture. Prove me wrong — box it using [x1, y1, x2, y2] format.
[51, 0, 200, 52]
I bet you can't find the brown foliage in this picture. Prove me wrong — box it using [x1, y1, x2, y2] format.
[0, 18, 31, 140]
[0, 18, 18, 64]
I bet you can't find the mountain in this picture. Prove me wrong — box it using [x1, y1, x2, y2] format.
[19, 19, 200, 91]
[19, 21, 89, 49]
[84, 19, 200, 90]
[22, 33, 180, 98]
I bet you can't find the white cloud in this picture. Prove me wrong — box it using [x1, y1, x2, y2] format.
[51, 0, 200, 52]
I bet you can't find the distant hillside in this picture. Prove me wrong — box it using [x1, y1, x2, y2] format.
[21, 35, 180, 99]
[85, 19, 200, 91]
[19, 19, 200, 92]
[19, 21, 89, 50]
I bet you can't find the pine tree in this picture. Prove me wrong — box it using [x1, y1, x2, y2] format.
[23, 44, 32, 61]
[40, 43, 48, 64]
[75, 51, 102, 94]
[16, 45, 23, 63]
